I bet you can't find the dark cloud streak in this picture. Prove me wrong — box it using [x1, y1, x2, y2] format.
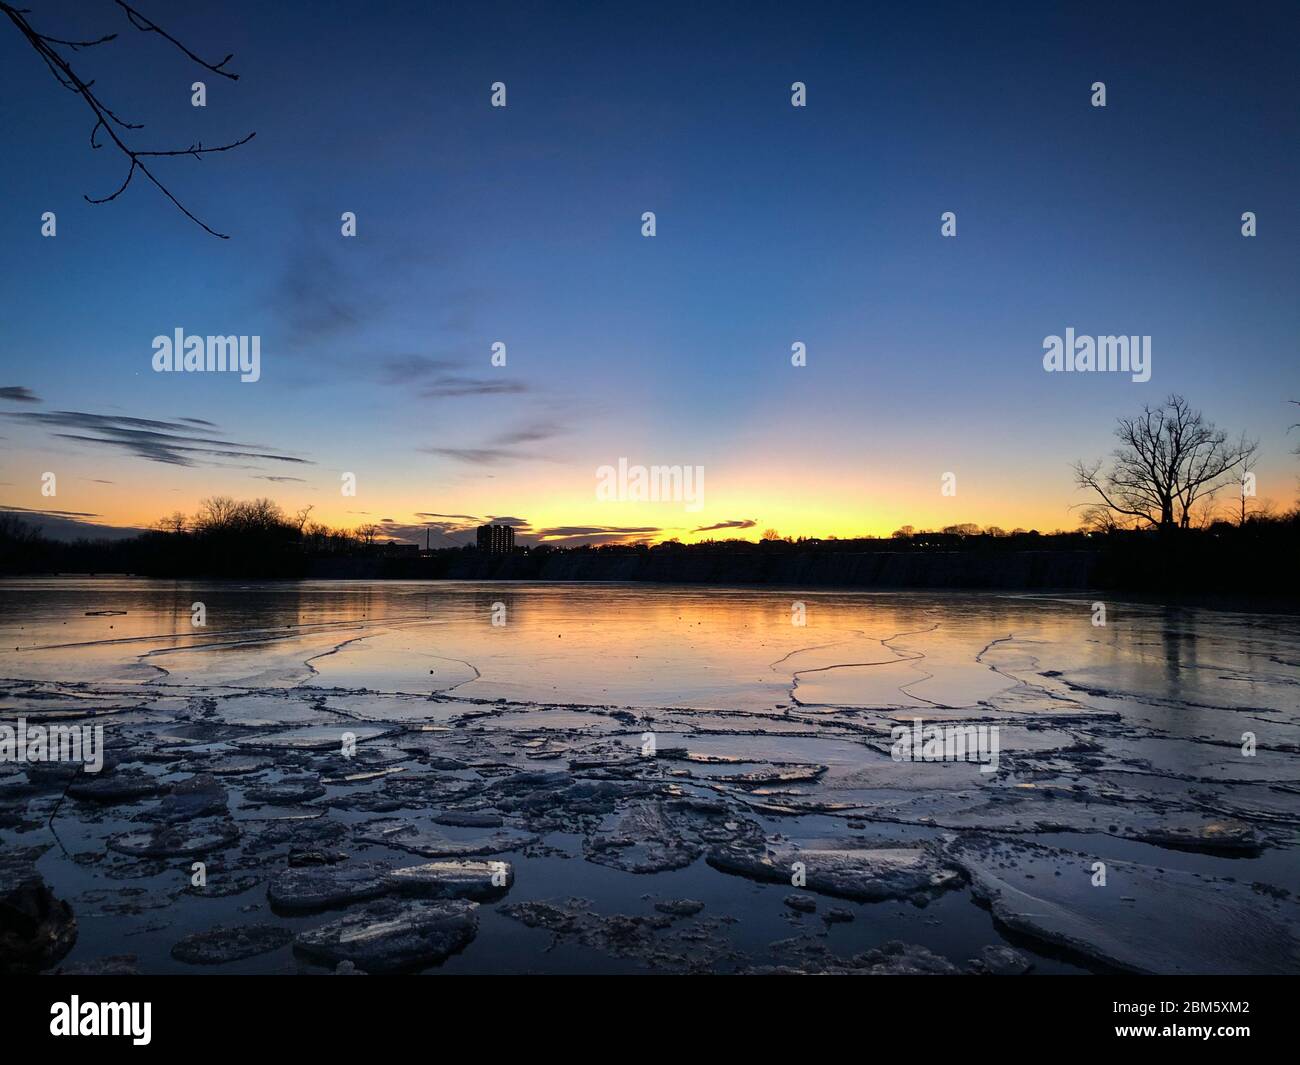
[2, 410, 311, 469]
[692, 519, 757, 533]
[1, 386, 41, 403]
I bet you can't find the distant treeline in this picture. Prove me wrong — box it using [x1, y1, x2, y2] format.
[397, 520, 1299, 598]
[1, 497, 364, 580]
[2, 497, 1298, 599]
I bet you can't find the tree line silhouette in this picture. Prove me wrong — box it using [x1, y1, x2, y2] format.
[3, 496, 1296, 595]
[2, 396, 1296, 595]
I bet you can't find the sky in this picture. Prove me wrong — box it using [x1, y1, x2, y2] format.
[2, 0, 1298, 546]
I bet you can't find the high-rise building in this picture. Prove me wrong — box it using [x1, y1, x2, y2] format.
[476, 523, 515, 553]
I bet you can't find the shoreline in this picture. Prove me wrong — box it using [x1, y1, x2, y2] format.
[4, 572, 1298, 616]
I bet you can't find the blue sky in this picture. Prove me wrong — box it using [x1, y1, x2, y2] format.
[2, 0, 1297, 543]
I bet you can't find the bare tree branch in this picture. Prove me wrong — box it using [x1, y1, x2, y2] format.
[115, 1, 238, 80]
[1, 0, 254, 238]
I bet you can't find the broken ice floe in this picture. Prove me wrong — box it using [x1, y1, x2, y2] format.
[946, 834, 1300, 974]
[292, 899, 479, 972]
[708, 839, 963, 903]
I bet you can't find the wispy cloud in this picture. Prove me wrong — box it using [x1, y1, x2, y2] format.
[534, 524, 662, 546]
[0, 410, 311, 469]
[420, 376, 529, 399]
[0, 504, 144, 542]
[273, 237, 368, 340]
[692, 518, 757, 533]
[420, 419, 565, 465]
[420, 446, 531, 464]
[1, 503, 100, 518]
[0, 386, 41, 403]
[270, 233, 473, 358]
[492, 422, 566, 446]
[371, 348, 532, 400]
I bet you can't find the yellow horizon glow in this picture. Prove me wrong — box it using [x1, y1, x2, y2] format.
[10, 449, 1290, 545]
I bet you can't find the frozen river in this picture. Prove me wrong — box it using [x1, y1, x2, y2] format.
[1, 579, 1298, 974]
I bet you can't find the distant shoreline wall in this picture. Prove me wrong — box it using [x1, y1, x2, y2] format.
[534, 548, 1099, 588]
[13, 537, 1297, 602]
[309, 549, 1103, 589]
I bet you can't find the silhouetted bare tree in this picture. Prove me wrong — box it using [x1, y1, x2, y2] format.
[1074, 395, 1257, 531]
[1, 0, 254, 237]
[154, 511, 187, 534]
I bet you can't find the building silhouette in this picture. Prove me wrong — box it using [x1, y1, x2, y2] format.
[476, 523, 515, 553]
